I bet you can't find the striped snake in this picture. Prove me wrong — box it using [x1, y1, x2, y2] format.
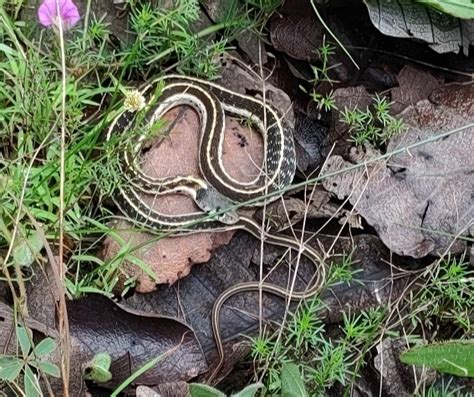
[106, 75, 326, 381]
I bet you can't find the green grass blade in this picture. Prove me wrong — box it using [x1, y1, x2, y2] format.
[110, 355, 165, 397]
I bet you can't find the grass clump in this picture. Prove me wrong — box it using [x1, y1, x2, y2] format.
[340, 94, 406, 146]
[248, 298, 387, 396]
[409, 256, 474, 333]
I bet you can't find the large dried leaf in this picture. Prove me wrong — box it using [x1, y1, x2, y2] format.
[390, 65, 440, 115]
[218, 59, 295, 128]
[67, 295, 207, 386]
[1, 292, 206, 395]
[293, 115, 331, 173]
[270, 14, 324, 61]
[364, 0, 474, 55]
[322, 83, 473, 258]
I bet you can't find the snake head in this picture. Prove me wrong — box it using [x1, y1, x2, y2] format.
[195, 187, 239, 225]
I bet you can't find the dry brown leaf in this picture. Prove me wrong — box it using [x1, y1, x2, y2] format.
[136, 386, 161, 397]
[138, 383, 190, 397]
[391, 65, 440, 115]
[321, 83, 474, 258]
[270, 14, 324, 61]
[253, 189, 345, 231]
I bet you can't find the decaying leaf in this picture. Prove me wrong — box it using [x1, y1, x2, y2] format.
[136, 385, 162, 397]
[270, 14, 324, 61]
[293, 115, 331, 173]
[322, 83, 473, 258]
[153, 382, 191, 397]
[67, 294, 207, 387]
[26, 263, 58, 329]
[253, 191, 340, 232]
[218, 58, 295, 128]
[390, 66, 440, 115]
[364, 0, 474, 55]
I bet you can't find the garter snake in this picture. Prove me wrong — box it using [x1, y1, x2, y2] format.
[107, 75, 296, 226]
[106, 74, 325, 381]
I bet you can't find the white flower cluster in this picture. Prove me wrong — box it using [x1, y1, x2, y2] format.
[123, 89, 146, 112]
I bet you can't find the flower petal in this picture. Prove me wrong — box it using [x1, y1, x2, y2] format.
[38, 0, 57, 27]
[37, 0, 80, 29]
[59, 0, 80, 27]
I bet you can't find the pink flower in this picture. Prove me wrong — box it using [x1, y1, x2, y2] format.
[38, 0, 80, 29]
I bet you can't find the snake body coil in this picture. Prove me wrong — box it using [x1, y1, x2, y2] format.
[107, 75, 296, 228]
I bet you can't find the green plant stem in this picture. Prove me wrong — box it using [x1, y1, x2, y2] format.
[54, 7, 71, 395]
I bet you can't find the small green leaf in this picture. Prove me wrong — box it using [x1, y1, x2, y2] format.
[189, 383, 226, 397]
[280, 363, 308, 397]
[416, 0, 474, 19]
[17, 326, 32, 356]
[24, 365, 41, 397]
[0, 357, 23, 381]
[232, 382, 265, 397]
[0, 43, 15, 56]
[12, 231, 44, 267]
[33, 337, 56, 357]
[83, 353, 112, 383]
[37, 362, 61, 378]
[400, 340, 474, 377]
